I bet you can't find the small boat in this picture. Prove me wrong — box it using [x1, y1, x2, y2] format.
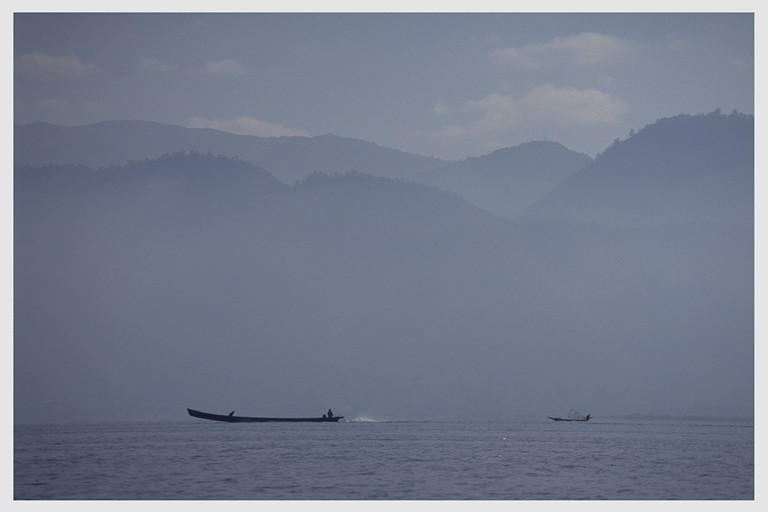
[187, 408, 344, 423]
[548, 409, 591, 422]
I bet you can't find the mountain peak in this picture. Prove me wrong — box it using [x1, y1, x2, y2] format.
[417, 140, 591, 218]
[525, 111, 753, 225]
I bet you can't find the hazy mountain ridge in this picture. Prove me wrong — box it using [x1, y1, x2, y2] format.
[524, 111, 754, 226]
[14, 120, 447, 185]
[15, 120, 591, 219]
[18, 113, 750, 225]
[420, 141, 592, 218]
[14, 145, 753, 422]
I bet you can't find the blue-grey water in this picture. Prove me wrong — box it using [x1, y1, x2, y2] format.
[14, 415, 753, 500]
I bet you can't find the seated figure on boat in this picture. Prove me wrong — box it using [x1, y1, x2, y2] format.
[327, 409, 334, 418]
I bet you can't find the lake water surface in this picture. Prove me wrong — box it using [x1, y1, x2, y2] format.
[14, 415, 753, 500]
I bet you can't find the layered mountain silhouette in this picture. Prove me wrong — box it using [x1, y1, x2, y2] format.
[420, 141, 591, 218]
[19, 113, 751, 226]
[14, 120, 446, 185]
[14, 107, 755, 422]
[524, 111, 753, 226]
[14, 120, 591, 218]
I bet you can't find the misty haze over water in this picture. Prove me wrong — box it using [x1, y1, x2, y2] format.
[14, 111, 754, 425]
[12, 13, 755, 432]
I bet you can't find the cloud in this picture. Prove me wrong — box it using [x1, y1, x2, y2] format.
[16, 52, 97, 78]
[496, 32, 632, 68]
[138, 58, 246, 75]
[205, 59, 247, 76]
[432, 101, 450, 115]
[138, 58, 176, 72]
[439, 84, 628, 139]
[185, 116, 311, 138]
[465, 93, 521, 134]
[440, 124, 467, 137]
[516, 84, 629, 124]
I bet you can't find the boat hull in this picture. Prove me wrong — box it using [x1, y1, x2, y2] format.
[548, 417, 589, 422]
[187, 408, 344, 423]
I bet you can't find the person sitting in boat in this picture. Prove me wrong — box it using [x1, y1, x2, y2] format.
[322, 413, 327, 419]
[327, 409, 334, 418]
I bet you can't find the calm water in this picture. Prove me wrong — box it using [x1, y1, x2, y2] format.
[14, 416, 753, 500]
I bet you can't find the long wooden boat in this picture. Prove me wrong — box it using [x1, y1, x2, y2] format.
[187, 408, 344, 423]
[548, 413, 591, 422]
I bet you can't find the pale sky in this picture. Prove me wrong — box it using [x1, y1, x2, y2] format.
[11, 5, 754, 160]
